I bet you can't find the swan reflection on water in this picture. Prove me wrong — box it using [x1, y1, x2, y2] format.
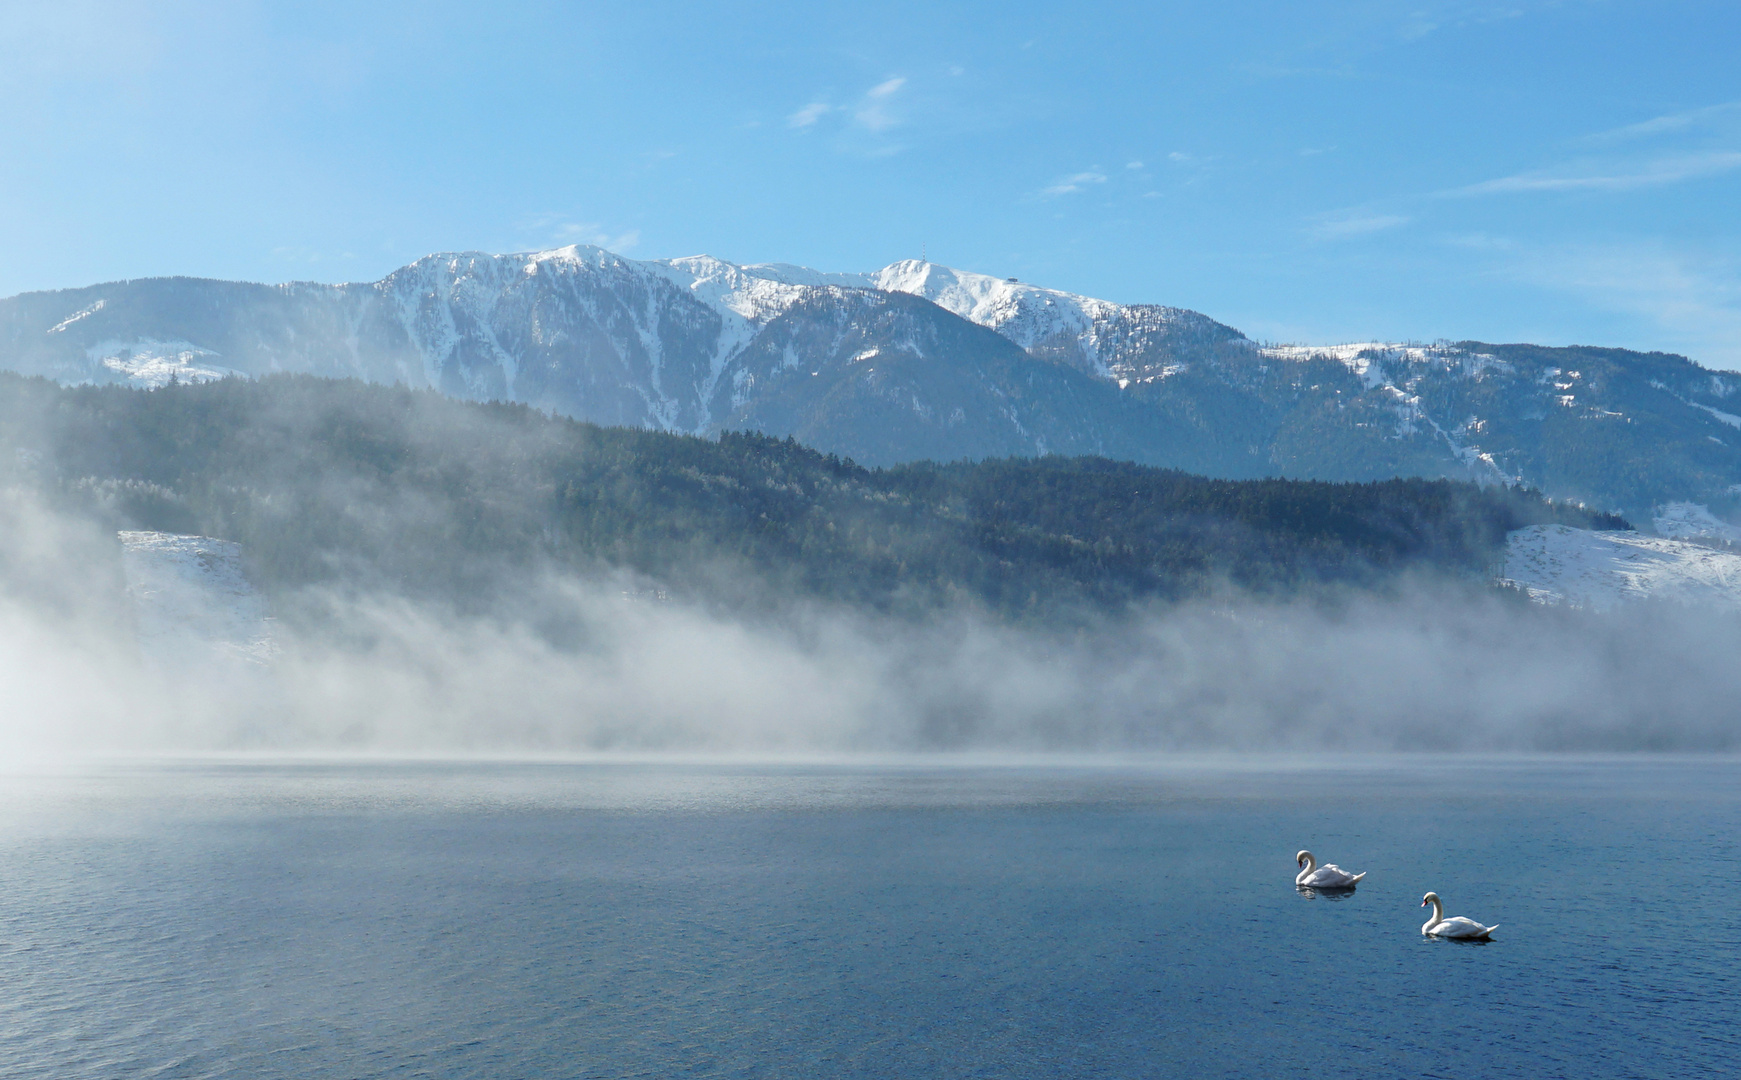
[1295, 884, 1359, 901]
[1423, 932, 1496, 945]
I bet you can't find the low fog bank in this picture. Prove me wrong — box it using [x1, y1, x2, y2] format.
[3, 488, 1737, 756]
[256, 583, 1741, 753]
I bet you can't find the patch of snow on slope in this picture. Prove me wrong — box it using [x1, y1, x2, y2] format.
[90, 340, 245, 388]
[1260, 342, 1518, 482]
[119, 531, 273, 667]
[1261, 342, 1444, 389]
[1501, 524, 1741, 612]
[1653, 502, 1741, 545]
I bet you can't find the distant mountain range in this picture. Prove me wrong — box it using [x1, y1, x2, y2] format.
[2, 246, 1738, 525]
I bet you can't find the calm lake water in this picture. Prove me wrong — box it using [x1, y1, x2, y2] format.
[0, 757, 1736, 1079]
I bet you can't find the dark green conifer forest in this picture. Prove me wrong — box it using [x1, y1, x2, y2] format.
[0, 373, 1623, 621]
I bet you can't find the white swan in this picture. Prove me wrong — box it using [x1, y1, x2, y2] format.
[1420, 892, 1498, 939]
[1295, 850, 1366, 888]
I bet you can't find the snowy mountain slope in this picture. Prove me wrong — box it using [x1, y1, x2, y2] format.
[714, 288, 1164, 465]
[3, 246, 1740, 521]
[119, 530, 274, 667]
[1654, 500, 1741, 546]
[1238, 339, 1741, 519]
[1501, 524, 1741, 611]
[870, 259, 1248, 385]
[0, 248, 1181, 466]
[0, 248, 834, 432]
[869, 267, 1741, 515]
[0, 247, 1245, 414]
[376, 247, 730, 429]
[89, 339, 245, 388]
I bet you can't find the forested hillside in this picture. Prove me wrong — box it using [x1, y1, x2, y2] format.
[0, 373, 1622, 621]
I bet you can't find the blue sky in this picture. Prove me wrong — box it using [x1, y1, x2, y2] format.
[2, 1, 1739, 365]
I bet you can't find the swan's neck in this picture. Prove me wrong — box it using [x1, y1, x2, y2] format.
[1422, 898, 1444, 932]
[1295, 853, 1317, 885]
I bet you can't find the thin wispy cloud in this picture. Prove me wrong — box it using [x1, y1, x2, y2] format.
[787, 77, 913, 154]
[1448, 151, 1741, 196]
[1042, 171, 1108, 197]
[788, 102, 831, 129]
[1395, 2, 1526, 43]
[1309, 211, 1411, 240]
[1578, 101, 1741, 145]
[854, 76, 906, 133]
[1239, 3, 1539, 80]
[1508, 242, 1741, 368]
[1439, 232, 1517, 252]
[521, 215, 640, 253]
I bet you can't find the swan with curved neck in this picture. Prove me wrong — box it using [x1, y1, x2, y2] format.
[1420, 892, 1498, 939]
[1294, 850, 1366, 889]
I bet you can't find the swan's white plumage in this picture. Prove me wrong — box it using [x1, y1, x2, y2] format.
[1427, 916, 1497, 939]
[1299, 865, 1366, 888]
[1294, 851, 1365, 888]
[1420, 892, 1497, 939]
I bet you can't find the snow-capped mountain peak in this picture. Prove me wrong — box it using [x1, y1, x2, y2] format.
[870, 260, 1107, 369]
[651, 254, 858, 325]
[522, 243, 615, 269]
[866, 258, 1252, 385]
[873, 259, 1100, 319]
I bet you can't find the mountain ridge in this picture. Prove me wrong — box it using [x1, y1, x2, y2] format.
[2, 245, 1738, 525]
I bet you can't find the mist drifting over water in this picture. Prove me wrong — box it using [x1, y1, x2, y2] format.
[2, 482, 1739, 758]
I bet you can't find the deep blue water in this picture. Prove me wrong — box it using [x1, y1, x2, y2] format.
[0, 757, 1736, 1079]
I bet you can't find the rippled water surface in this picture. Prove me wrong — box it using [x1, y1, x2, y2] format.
[1, 757, 1736, 1079]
